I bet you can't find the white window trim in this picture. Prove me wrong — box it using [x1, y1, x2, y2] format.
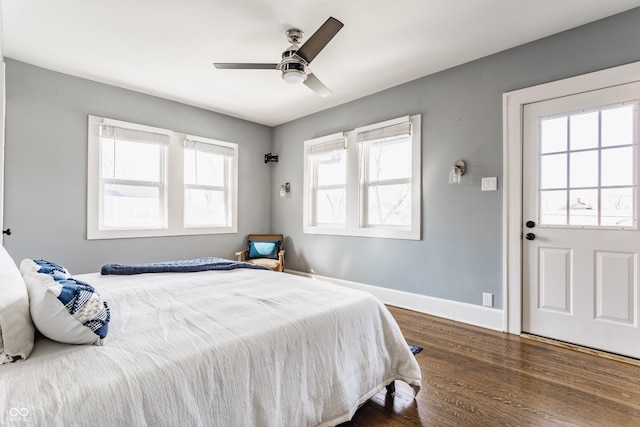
[87, 115, 238, 239]
[303, 131, 347, 229]
[182, 134, 238, 230]
[303, 114, 421, 240]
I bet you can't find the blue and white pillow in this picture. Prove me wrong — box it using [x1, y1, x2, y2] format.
[20, 259, 110, 346]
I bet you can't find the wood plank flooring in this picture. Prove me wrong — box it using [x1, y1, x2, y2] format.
[339, 306, 640, 426]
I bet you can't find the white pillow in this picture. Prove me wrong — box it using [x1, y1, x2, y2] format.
[0, 246, 35, 364]
[20, 259, 111, 346]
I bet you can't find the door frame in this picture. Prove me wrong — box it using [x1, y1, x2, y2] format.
[502, 60, 640, 334]
[0, 61, 5, 246]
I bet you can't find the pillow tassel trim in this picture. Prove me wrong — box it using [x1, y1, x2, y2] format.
[33, 260, 111, 341]
[56, 280, 111, 339]
[83, 302, 111, 339]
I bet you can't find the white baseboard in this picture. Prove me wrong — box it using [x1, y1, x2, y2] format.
[287, 270, 504, 332]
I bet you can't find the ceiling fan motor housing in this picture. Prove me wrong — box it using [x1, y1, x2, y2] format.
[279, 47, 307, 83]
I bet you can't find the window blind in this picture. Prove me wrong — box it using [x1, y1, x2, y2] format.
[184, 138, 235, 157]
[100, 125, 170, 145]
[306, 136, 347, 156]
[356, 122, 411, 143]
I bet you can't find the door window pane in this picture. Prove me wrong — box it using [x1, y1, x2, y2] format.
[601, 188, 634, 227]
[602, 105, 634, 147]
[540, 154, 567, 189]
[570, 111, 598, 150]
[569, 189, 598, 226]
[540, 116, 567, 154]
[601, 147, 634, 187]
[540, 190, 567, 225]
[570, 151, 598, 188]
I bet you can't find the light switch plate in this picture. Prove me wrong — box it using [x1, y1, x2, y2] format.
[481, 177, 497, 191]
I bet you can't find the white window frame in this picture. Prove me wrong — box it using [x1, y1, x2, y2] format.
[87, 115, 238, 239]
[183, 135, 238, 229]
[304, 132, 348, 228]
[303, 114, 421, 240]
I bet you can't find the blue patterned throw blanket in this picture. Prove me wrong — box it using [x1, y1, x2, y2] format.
[101, 257, 269, 275]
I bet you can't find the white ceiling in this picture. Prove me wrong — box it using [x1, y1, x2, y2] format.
[3, 0, 640, 126]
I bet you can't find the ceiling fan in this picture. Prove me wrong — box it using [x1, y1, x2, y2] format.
[214, 17, 344, 97]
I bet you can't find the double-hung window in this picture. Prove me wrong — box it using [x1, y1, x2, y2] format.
[183, 136, 236, 228]
[305, 133, 347, 227]
[98, 123, 169, 230]
[88, 116, 238, 239]
[303, 115, 421, 240]
[358, 120, 413, 228]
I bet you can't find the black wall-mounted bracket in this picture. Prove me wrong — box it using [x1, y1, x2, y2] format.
[264, 153, 279, 163]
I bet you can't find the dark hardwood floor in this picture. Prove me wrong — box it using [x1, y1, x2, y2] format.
[339, 306, 640, 426]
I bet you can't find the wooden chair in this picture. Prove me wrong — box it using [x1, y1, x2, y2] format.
[236, 234, 285, 272]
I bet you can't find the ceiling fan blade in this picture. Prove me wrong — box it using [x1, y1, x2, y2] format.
[304, 73, 332, 97]
[295, 17, 343, 64]
[213, 63, 278, 70]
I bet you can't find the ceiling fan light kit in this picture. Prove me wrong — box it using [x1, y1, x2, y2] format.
[282, 68, 307, 84]
[213, 17, 343, 96]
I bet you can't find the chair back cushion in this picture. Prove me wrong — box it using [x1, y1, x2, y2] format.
[248, 240, 281, 260]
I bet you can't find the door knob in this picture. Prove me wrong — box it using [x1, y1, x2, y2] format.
[525, 233, 535, 241]
[526, 221, 535, 228]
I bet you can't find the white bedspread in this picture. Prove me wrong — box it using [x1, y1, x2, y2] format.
[1, 269, 421, 426]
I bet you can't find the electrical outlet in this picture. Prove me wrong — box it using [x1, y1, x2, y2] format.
[482, 292, 494, 308]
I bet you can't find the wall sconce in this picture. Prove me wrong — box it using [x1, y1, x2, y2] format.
[265, 153, 279, 163]
[448, 160, 466, 185]
[280, 182, 291, 198]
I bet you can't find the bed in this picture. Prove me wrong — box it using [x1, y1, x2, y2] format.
[0, 257, 421, 426]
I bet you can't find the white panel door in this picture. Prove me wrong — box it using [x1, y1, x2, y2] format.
[523, 81, 640, 358]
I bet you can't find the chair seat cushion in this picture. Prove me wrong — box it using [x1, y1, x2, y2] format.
[247, 258, 280, 271]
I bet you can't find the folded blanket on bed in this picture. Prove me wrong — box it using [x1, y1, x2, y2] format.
[101, 257, 269, 275]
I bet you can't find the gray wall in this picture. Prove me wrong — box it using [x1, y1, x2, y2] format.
[4, 59, 272, 274]
[271, 8, 640, 308]
[3, 8, 640, 307]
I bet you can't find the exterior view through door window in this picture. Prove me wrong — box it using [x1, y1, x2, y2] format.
[539, 103, 636, 228]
